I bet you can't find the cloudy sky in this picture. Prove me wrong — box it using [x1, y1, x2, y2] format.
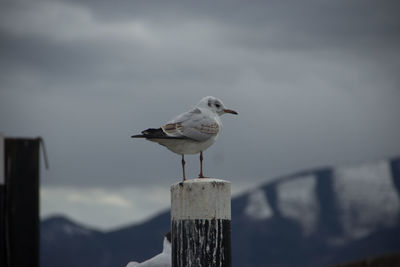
[1, 0, 399, 229]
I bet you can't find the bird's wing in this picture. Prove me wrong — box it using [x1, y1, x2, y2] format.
[162, 108, 219, 142]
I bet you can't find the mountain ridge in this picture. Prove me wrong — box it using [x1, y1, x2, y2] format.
[41, 156, 400, 267]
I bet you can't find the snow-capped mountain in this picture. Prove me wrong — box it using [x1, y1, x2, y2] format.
[231, 157, 400, 266]
[41, 157, 400, 267]
[243, 160, 399, 241]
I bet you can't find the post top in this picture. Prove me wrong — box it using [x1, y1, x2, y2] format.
[171, 178, 231, 220]
[171, 178, 230, 187]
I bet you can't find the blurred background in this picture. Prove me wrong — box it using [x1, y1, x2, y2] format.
[1, 0, 400, 266]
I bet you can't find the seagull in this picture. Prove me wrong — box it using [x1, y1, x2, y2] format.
[126, 232, 171, 267]
[131, 96, 238, 181]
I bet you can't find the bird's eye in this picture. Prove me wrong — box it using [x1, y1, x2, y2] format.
[215, 103, 221, 108]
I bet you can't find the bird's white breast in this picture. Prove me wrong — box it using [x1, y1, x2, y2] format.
[153, 134, 218, 155]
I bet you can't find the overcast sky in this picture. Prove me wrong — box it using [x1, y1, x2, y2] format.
[1, 0, 399, 229]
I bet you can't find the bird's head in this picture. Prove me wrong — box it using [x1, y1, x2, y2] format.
[197, 96, 238, 116]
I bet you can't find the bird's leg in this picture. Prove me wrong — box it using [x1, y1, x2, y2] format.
[199, 151, 205, 178]
[181, 154, 186, 181]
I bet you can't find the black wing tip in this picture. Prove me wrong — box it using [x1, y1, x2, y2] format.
[131, 128, 164, 139]
[131, 135, 145, 138]
[141, 128, 163, 135]
[131, 127, 189, 140]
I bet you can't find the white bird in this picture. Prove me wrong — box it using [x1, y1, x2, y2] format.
[126, 232, 171, 267]
[131, 96, 238, 181]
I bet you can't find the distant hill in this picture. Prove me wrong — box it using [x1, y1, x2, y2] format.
[41, 157, 400, 267]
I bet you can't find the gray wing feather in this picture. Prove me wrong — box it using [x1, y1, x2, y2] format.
[162, 108, 219, 141]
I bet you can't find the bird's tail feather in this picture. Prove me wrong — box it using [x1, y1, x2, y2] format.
[131, 128, 186, 139]
[130, 134, 147, 138]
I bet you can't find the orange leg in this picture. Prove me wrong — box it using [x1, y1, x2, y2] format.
[199, 151, 205, 178]
[181, 154, 186, 181]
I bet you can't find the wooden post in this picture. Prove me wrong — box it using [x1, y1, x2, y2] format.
[171, 178, 231, 267]
[0, 134, 5, 267]
[3, 138, 40, 267]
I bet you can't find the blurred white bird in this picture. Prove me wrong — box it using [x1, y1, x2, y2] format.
[126, 232, 171, 267]
[131, 96, 238, 181]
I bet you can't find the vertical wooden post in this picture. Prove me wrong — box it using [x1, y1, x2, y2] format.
[0, 134, 4, 185]
[3, 138, 40, 267]
[171, 178, 231, 267]
[0, 134, 5, 267]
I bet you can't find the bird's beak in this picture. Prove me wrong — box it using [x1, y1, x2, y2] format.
[223, 109, 238, 115]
